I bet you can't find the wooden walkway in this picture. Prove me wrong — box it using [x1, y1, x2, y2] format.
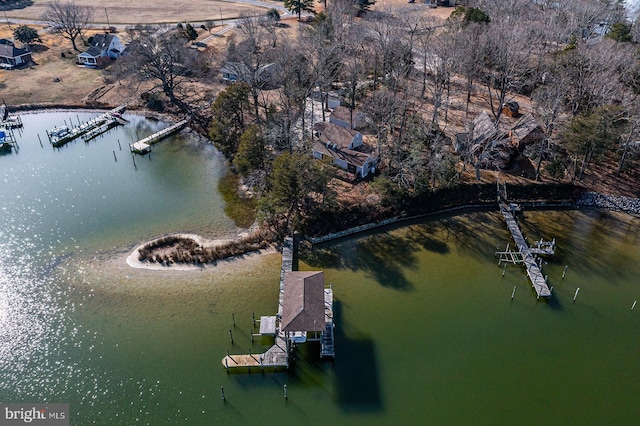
[47, 105, 127, 147]
[497, 183, 552, 298]
[130, 119, 188, 154]
[321, 287, 335, 358]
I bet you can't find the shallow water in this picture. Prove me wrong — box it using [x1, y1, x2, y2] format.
[1, 112, 640, 425]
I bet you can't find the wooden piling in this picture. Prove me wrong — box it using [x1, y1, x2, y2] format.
[502, 264, 506, 277]
[632, 301, 637, 311]
[118, 139, 122, 150]
[229, 329, 234, 344]
[511, 286, 516, 300]
[283, 384, 288, 400]
[573, 287, 580, 302]
[221, 386, 225, 401]
[113, 150, 117, 162]
[232, 313, 235, 327]
[562, 265, 568, 279]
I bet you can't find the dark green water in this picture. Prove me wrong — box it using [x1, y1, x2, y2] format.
[1, 112, 640, 425]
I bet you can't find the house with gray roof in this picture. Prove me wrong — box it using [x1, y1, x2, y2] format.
[78, 33, 125, 67]
[0, 39, 32, 69]
[312, 122, 378, 178]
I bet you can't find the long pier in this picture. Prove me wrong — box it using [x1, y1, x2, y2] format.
[130, 119, 188, 154]
[497, 183, 553, 299]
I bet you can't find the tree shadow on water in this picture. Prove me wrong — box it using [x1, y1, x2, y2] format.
[304, 232, 421, 291]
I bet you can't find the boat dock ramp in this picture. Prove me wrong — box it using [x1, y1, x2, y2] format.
[221, 237, 335, 373]
[129, 119, 188, 154]
[0, 104, 23, 129]
[47, 105, 127, 147]
[83, 115, 129, 142]
[496, 183, 555, 299]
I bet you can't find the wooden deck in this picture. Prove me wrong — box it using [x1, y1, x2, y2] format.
[498, 198, 552, 298]
[221, 335, 289, 370]
[130, 119, 188, 154]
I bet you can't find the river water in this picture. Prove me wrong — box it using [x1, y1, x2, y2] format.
[1, 112, 640, 424]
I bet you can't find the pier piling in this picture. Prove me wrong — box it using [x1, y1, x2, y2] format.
[221, 386, 225, 401]
[284, 385, 288, 400]
[511, 286, 516, 300]
[232, 313, 235, 327]
[113, 150, 117, 162]
[562, 265, 568, 279]
[632, 301, 637, 311]
[573, 287, 580, 303]
[229, 329, 234, 344]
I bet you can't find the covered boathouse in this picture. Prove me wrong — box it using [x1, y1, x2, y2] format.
[222, 238, 335, 372]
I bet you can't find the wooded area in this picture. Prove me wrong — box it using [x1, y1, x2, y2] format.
[111, 0, 640, 234]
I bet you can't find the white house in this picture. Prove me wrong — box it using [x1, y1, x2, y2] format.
[78, 33, 125, 67]
[312, 122, 378, 178]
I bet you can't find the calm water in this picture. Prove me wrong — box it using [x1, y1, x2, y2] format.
[1, 112, 640, 425]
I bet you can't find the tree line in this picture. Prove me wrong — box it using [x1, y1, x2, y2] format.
[33, 0, 640, 234]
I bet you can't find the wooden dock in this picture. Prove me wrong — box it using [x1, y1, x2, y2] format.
[129, 119, 188, 154]
[48, 105, 127, 147]
[497, 183, 553, 299]
[222, 236, 336, 371]
[321, 287, 335, 358]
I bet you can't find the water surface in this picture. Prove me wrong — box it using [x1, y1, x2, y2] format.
[1, 112, 639, 424]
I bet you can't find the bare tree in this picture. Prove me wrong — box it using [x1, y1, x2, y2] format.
[481, 20, 538, 122]
[530, 72, 570, 180]
[41, 1, 93, 52]
[122, 27, 201, 114]
[617, 99, 640, 176]
[228, 13, 280, 120]
[558, 39, 628, 116]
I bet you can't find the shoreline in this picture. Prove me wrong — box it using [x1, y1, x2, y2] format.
[124, 191, 640, 272]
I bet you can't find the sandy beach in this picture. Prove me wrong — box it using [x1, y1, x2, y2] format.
[126, 233, 277, 272]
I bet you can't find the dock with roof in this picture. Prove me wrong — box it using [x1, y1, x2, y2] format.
[221, 237, 335, 372]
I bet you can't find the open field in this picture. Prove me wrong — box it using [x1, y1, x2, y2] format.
[1, 0, 275, 24]
[2, 0, 454, 25]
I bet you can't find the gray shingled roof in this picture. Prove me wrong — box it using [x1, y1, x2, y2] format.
[280, 271, 325, 333]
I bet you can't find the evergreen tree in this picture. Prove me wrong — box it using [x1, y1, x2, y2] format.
[185, 23, 198, 41]
[606, 22, 632, 43]
[355, 0, 375, 16]
[13, 25, 41, 46]
[234, 125, 265, 176]
[208, 83, 251, 158]
[283, 0, 315, 21]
